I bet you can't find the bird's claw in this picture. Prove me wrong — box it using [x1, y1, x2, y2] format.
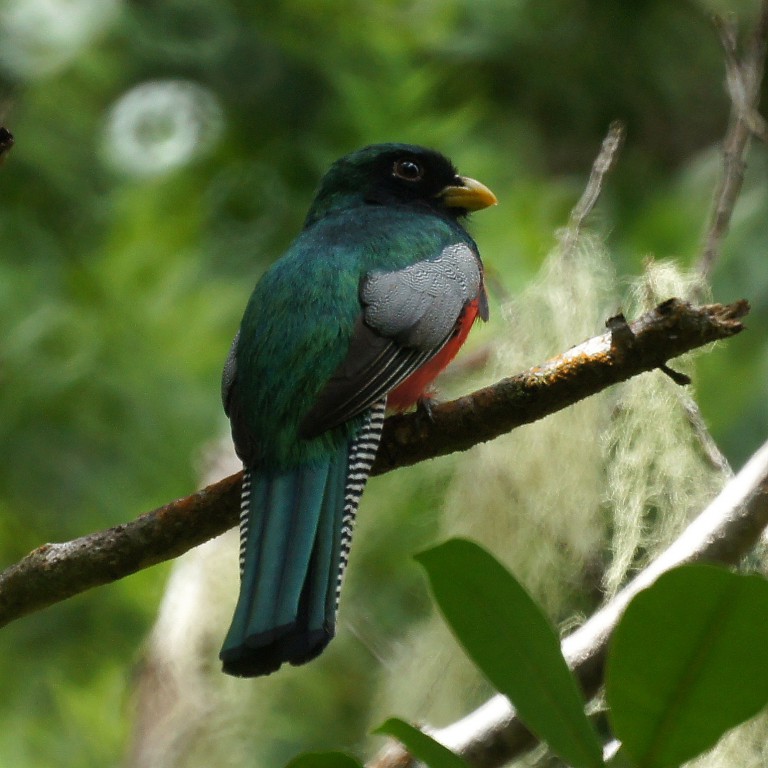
[415, 396, 439, 423]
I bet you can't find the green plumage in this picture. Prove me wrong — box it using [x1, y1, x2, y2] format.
[220, 144, 493, 677]
[233, 206, 473, 467]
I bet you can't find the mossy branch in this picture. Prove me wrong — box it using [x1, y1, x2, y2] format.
[0, 297, 747, 631]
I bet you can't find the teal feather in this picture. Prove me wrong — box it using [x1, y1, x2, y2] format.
[221, 401, 385, 677]
[220, 447, 346, 676]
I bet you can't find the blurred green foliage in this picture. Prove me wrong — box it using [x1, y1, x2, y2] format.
[0, 0, 766, 765]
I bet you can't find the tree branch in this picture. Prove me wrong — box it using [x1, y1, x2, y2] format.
[373, 298, 747, 474]
[0, 298, 748, 630]
[697, 3, 768, 280]
[369, 437, 768, 768]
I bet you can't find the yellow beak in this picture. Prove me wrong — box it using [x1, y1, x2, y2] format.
[438, 176, 498, 211]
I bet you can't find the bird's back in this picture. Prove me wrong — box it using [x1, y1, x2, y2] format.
[230, 204, 475, 469]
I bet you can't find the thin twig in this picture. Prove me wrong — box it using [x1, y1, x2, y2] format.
[698, 1, 768, 281]
[681, 395, 734, 477]
[0, 299, 748, 630]
[559, 121, 625, 258]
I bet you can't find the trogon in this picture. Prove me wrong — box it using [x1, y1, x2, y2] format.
[220, 143, 496, 677]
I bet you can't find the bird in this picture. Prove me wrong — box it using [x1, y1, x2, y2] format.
[219, 143, 496, 677]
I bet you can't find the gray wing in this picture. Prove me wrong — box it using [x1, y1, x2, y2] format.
[361, 243, 485, 348]
[299, 243, 485, 438]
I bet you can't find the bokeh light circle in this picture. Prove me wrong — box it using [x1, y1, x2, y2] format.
[103, 80, 223, 178]
[0, 0, 121, 79]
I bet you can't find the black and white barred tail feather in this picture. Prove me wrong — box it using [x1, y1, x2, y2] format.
[335, 397, 387, 612]
[220, 398, 387, 677]
[238, 468, 252, 575]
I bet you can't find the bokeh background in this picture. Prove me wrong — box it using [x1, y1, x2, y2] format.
[0, 0, 766, 766]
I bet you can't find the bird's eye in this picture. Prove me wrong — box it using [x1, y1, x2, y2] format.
[393, 158, 423, 181]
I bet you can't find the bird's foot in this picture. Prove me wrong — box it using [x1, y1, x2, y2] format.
[415, 394, 439, 423]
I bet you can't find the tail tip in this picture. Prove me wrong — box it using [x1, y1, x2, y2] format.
[219, 627, 334, 678]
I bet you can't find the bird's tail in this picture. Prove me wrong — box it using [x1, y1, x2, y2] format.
[220, 401, 386, 677]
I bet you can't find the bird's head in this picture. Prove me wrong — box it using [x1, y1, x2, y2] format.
[304, 143, 497, 227]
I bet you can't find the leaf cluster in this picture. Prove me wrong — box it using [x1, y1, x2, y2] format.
[289, 541, 768, 768]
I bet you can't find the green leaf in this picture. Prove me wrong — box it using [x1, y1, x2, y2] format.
[416, 538, 604, 768]
[284, 751, 363, 768]
[606, 564, 768, 768]
[375, 718, 471, 768]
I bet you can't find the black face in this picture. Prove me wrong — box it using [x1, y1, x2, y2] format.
[306, 143, 482, 228]
[362, 146, 464, 215]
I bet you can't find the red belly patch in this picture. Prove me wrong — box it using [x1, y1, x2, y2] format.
[387, 298, 480, 410]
